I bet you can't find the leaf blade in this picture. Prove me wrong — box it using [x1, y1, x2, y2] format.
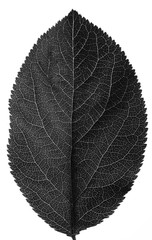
[8, 10, 147, 238]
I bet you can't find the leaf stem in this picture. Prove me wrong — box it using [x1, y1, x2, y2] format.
[72, 235, 76, 240]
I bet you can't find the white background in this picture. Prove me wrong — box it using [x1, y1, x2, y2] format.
[0, 0, 152, 240]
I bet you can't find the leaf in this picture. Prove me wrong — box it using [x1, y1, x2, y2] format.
[8, 10, 147, 239]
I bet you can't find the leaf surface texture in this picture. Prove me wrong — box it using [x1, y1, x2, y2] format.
[8, 10, 147, 238]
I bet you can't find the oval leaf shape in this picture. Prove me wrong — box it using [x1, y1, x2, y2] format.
[8, 10, 147, 239]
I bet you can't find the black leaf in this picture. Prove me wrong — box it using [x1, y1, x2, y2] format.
[8, 10, 147, 239]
